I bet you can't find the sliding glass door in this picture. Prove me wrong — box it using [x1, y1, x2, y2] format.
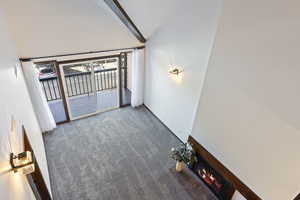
[59, 56, 120, 120]
[60, 61, 97, 119]
[91, 57, 119, 112]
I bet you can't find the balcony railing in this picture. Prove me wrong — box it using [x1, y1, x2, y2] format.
[40, 76, 61, 101]
[40, 68, 118, 101]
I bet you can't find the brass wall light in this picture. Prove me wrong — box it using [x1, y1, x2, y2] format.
[169, 67, 183, 75]
[7, 117, 35, 175]
[10, 151, 35, 175]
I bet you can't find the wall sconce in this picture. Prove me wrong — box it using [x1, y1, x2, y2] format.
[10, 151, 35, 175]
[169, 67, 183, 75]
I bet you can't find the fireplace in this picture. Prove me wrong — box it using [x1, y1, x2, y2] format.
[190, 154, 235, 200]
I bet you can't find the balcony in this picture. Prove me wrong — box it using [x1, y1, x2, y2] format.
[39, 67, 131, 123]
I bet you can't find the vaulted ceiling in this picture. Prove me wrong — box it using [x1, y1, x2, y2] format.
[0, 0, 190, 58]
[118, 0, 184, 38]
[0, 0, 141, 57]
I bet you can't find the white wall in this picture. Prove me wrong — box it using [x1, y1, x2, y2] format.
[191, 0, 300, 199]
[232, 191, 246, 200]
[0, 10, 52, 200]
[1, 0, 140, 58]
[144, 0, 222, 141]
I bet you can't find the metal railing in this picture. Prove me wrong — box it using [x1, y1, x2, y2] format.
[39, 68, 118, 101]
[40, 77, 61, 101]
[94, 68, 118, 92]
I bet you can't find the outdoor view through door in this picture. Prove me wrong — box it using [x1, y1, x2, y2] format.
[35, 53, 132, 123]
[60, 57, 120, 119]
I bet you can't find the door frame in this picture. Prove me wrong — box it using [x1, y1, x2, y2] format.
[57, 54, 122, 121]
[35, 53, 128, 123]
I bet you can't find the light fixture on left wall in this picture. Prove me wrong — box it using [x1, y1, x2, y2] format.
[10, 151, 35, 175]
[8, 117, 35, 175]
[169, 67, 183, 75]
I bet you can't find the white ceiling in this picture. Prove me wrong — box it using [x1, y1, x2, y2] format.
[0, 0, 141, 57]
[0, 0, 198, 57]
[118, 0, 185, 39]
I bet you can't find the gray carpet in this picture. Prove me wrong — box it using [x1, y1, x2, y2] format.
[44, 106, 217, 200]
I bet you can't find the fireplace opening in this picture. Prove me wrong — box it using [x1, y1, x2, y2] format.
[190, 154, 235, 200]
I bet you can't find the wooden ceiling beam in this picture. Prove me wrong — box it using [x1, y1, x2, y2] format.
[104, 0, 146, 43]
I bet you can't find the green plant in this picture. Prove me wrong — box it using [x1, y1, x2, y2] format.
[169, 143, 197, 166]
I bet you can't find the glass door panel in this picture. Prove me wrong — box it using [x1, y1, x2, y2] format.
[91, 57, 120, 112]
[60, 62, 97, 119]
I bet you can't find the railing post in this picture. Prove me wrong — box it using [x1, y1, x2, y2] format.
[90, 64, 96, 96]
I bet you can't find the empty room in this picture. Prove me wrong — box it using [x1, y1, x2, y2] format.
[0, 0, 299, 200]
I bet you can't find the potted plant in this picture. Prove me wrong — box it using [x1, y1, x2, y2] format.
[169, 143, 197, 172]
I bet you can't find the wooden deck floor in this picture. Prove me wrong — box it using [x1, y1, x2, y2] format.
[48, 88, 131, 122]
